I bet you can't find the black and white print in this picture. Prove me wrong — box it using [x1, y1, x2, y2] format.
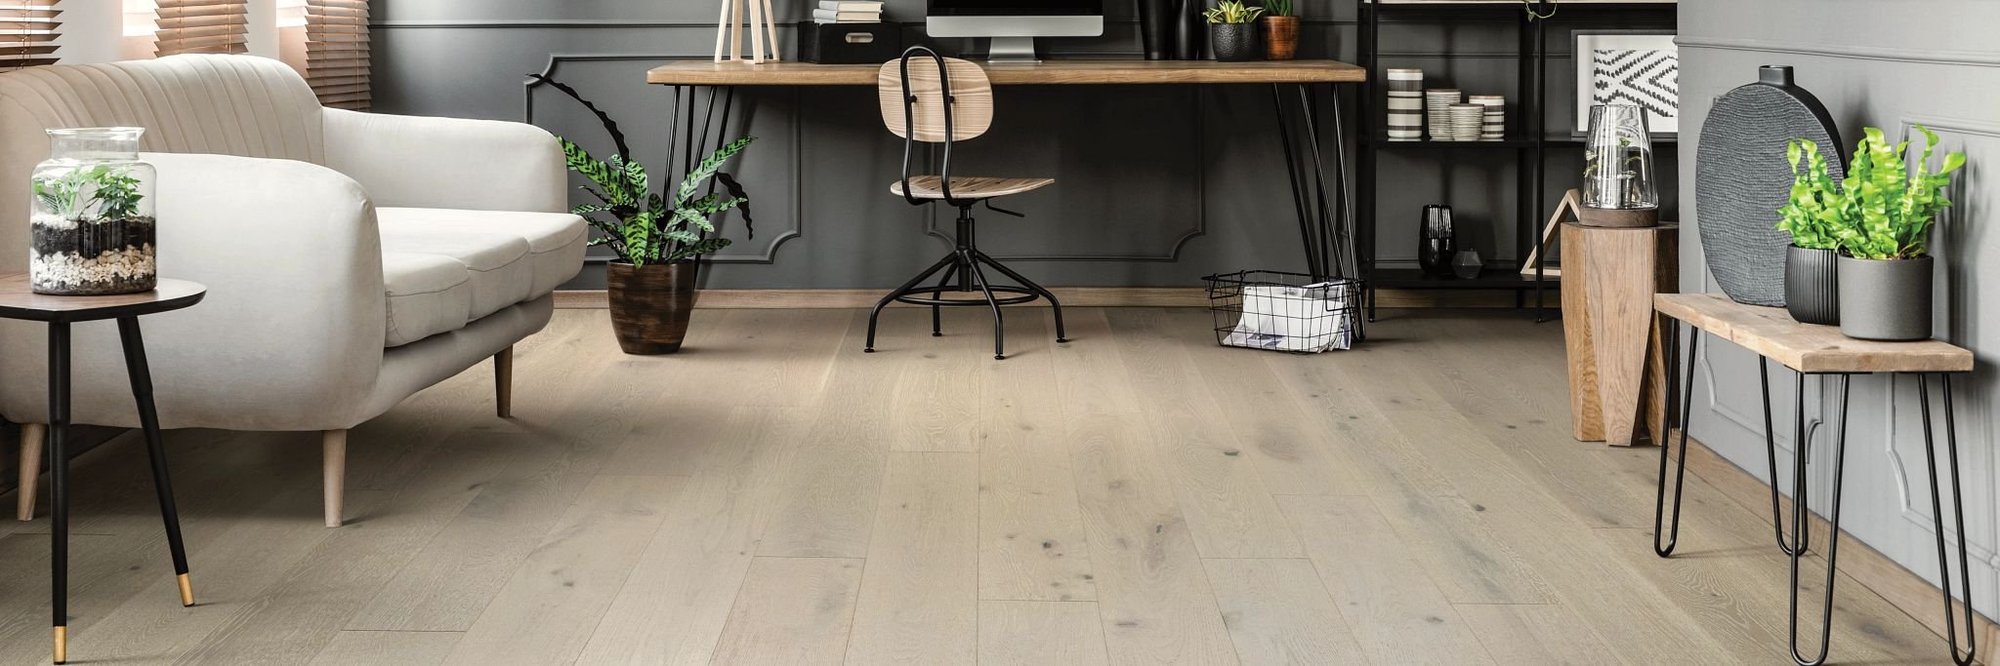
[1574, 32, 1679, 135]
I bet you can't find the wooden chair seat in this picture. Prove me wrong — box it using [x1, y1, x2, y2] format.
[890, 175, 1055, 200]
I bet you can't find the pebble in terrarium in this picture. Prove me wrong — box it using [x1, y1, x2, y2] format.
[29, 127, 157, 295]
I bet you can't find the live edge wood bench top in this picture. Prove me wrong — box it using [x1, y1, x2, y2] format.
[1655, 293, 1973, 374]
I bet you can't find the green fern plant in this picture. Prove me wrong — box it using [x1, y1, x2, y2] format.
[1204, 0, 1264, 24]
[563, 136, 754, 267]
[1779, 126, 1965, 260]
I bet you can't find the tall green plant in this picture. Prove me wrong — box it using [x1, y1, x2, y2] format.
[563, 137, 753, 267]
[1779, 126, 1965, 260]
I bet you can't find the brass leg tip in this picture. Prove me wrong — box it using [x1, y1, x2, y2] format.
[53, 626, 66, 664]
[177, 573, 195, 606]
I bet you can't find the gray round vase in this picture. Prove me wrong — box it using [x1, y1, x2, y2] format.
[1835, 254, 1933, 341]
[1210, 23, 1259, 62]
[1783, 246, 1839, 325]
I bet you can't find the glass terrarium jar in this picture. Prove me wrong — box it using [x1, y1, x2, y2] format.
[1579, 104, 1661, 227]
[29, 127, 157, 295]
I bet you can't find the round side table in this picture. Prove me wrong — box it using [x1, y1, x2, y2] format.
[0, 275, 206, 664]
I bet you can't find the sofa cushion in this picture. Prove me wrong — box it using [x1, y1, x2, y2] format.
[375, 208, 588, 347]
[383, 252, 474, 348]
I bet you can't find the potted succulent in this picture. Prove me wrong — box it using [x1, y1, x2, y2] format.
[535, 75, 757, 355]
[1776, 138, 1843, 325]
[1204, 1, 1264, 62]
[1261, 0, 1298, 61]
[1785, 125, 1964, 341]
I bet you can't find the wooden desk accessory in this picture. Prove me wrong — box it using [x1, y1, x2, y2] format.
[714, 0, 782, 64]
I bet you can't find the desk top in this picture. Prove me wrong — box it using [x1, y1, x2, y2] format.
[0, 274, 205, 323]
[1655, 293, 1972, 374]
[647, 59, 1368, 86]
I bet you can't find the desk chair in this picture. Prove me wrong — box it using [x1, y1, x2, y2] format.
[866, 47, 1067, 360]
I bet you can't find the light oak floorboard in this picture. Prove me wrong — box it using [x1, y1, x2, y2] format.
[844, 451, 981, 665]
[977, 600, 1112, 666]
[0, 308, 1960, 665]
[710, 557, 865, 666]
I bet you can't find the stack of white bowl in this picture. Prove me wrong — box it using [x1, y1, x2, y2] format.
[1447, 103, 1484, 141]
[1385, 69, 1424, 141]
[1424, 89, 1461, 141]
[1469, 95, 1506, 141]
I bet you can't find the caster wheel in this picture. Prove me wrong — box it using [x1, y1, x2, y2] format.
[864, 348, 876, 353]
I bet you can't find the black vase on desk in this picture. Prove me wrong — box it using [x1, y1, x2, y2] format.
[1418, 205, 1457, 278]
[1137, 0, 1173, 60]
[1171, 0, 1204, 59]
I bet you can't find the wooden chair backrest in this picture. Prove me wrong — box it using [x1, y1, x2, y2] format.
[877, 55, 993, 143]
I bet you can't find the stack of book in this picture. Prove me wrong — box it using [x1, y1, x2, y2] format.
[813, 0, 884, 24]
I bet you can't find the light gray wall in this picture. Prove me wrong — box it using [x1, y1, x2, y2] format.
[372, 1, 1669, 290]
[1680, 0, 2000, 615]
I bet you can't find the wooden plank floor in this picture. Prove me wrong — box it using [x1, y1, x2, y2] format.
[0, 308, 1960, 665]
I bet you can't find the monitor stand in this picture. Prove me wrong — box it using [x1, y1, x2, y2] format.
[985, 37, 1040, 64]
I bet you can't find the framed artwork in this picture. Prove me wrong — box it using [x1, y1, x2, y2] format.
[1574, 31, 1678, 136]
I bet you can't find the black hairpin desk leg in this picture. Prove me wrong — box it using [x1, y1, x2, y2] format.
[1788, 373, 1850, 666]
[1918, 373, 1978, 666]
[1654, 318, 1696, 557]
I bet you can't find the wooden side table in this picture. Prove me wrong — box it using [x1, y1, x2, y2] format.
[0, 275, 206, 664]
[1561, 221, 1678, 446]
[1652, 293, 1977, 666]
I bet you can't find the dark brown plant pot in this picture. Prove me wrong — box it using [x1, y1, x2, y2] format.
[607, 261, 699, 355]
[1262, 16, 1299, 61]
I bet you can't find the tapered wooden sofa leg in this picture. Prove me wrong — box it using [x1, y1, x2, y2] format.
[17, 422, 43, 521]
[323, 430, 347, 528]
[494, 346, 513, 419]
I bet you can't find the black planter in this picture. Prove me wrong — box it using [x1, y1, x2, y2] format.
[1210, 23, 1259, 62]
[1171, 0, 1203, 59]
[1137, 0, 1172, 60]
[1783, 245, 1839, 325]
[1836, 255, 1934, 341]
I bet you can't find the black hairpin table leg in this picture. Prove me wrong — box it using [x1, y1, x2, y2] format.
[1788, 373, 1850, 666]
[1919, 373, 1978, 666]
[1654, 317, 1696, 557]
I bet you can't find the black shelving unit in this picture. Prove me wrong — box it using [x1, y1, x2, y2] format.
[1354, 0, 1679, 320]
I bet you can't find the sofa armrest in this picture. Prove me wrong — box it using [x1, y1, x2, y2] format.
[323, 108, 568, 214]
[0, 153, 389, 431]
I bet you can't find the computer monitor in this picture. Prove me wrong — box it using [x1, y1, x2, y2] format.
[926, 0, 1105, 63]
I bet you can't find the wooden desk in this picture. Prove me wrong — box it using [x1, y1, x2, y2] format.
[646, 59, 1368, 86]
[641, 58, 1367, 282]
[1652, 293, 1978, 665]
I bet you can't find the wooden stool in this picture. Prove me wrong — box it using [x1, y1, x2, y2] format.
[1560, 219, 1678, 446]
[1, 275, 206, 664]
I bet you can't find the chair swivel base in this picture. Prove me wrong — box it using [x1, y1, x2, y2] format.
[864, 246, 1068, 360]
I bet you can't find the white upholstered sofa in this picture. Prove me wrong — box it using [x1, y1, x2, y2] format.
[0, 55, 587, 526]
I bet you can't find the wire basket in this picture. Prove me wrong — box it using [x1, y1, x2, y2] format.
[1204, 271, 1364, 353]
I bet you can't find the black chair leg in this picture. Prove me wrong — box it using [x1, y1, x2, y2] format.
[966, 253, 1006, 360]
[930, 263, 959, 337]
[866, 253, 957, 353]
[974, 250, 1067, 343]
[118, 317, 194, 608]
[47, 321, 69, 664]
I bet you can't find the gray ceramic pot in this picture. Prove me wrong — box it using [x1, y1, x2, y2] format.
[1836, 254, 1933, 341]
[1784, 245, 1839, 325]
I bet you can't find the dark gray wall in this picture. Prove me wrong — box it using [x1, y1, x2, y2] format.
[1679, 0, 2000, 613]
[373, 0, 1670, 289]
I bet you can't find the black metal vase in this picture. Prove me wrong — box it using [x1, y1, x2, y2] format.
[1171, 0, 1203, 59]
[1418, 205, 1456, 277]
[1783, 245, 1839, 325]
[1210, 23, 1259, 62]
[1137, 0, 1172, 60]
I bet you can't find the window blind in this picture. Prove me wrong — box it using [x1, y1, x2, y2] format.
[305, 0, 369, 110]
[0, 0, 60, 70]
[155, 0, 248, 56]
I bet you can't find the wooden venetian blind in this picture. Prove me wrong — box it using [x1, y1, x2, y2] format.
[305, 0, 369, 110]
[0, 0, 60, 70]
[155, 0, 249, 56]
